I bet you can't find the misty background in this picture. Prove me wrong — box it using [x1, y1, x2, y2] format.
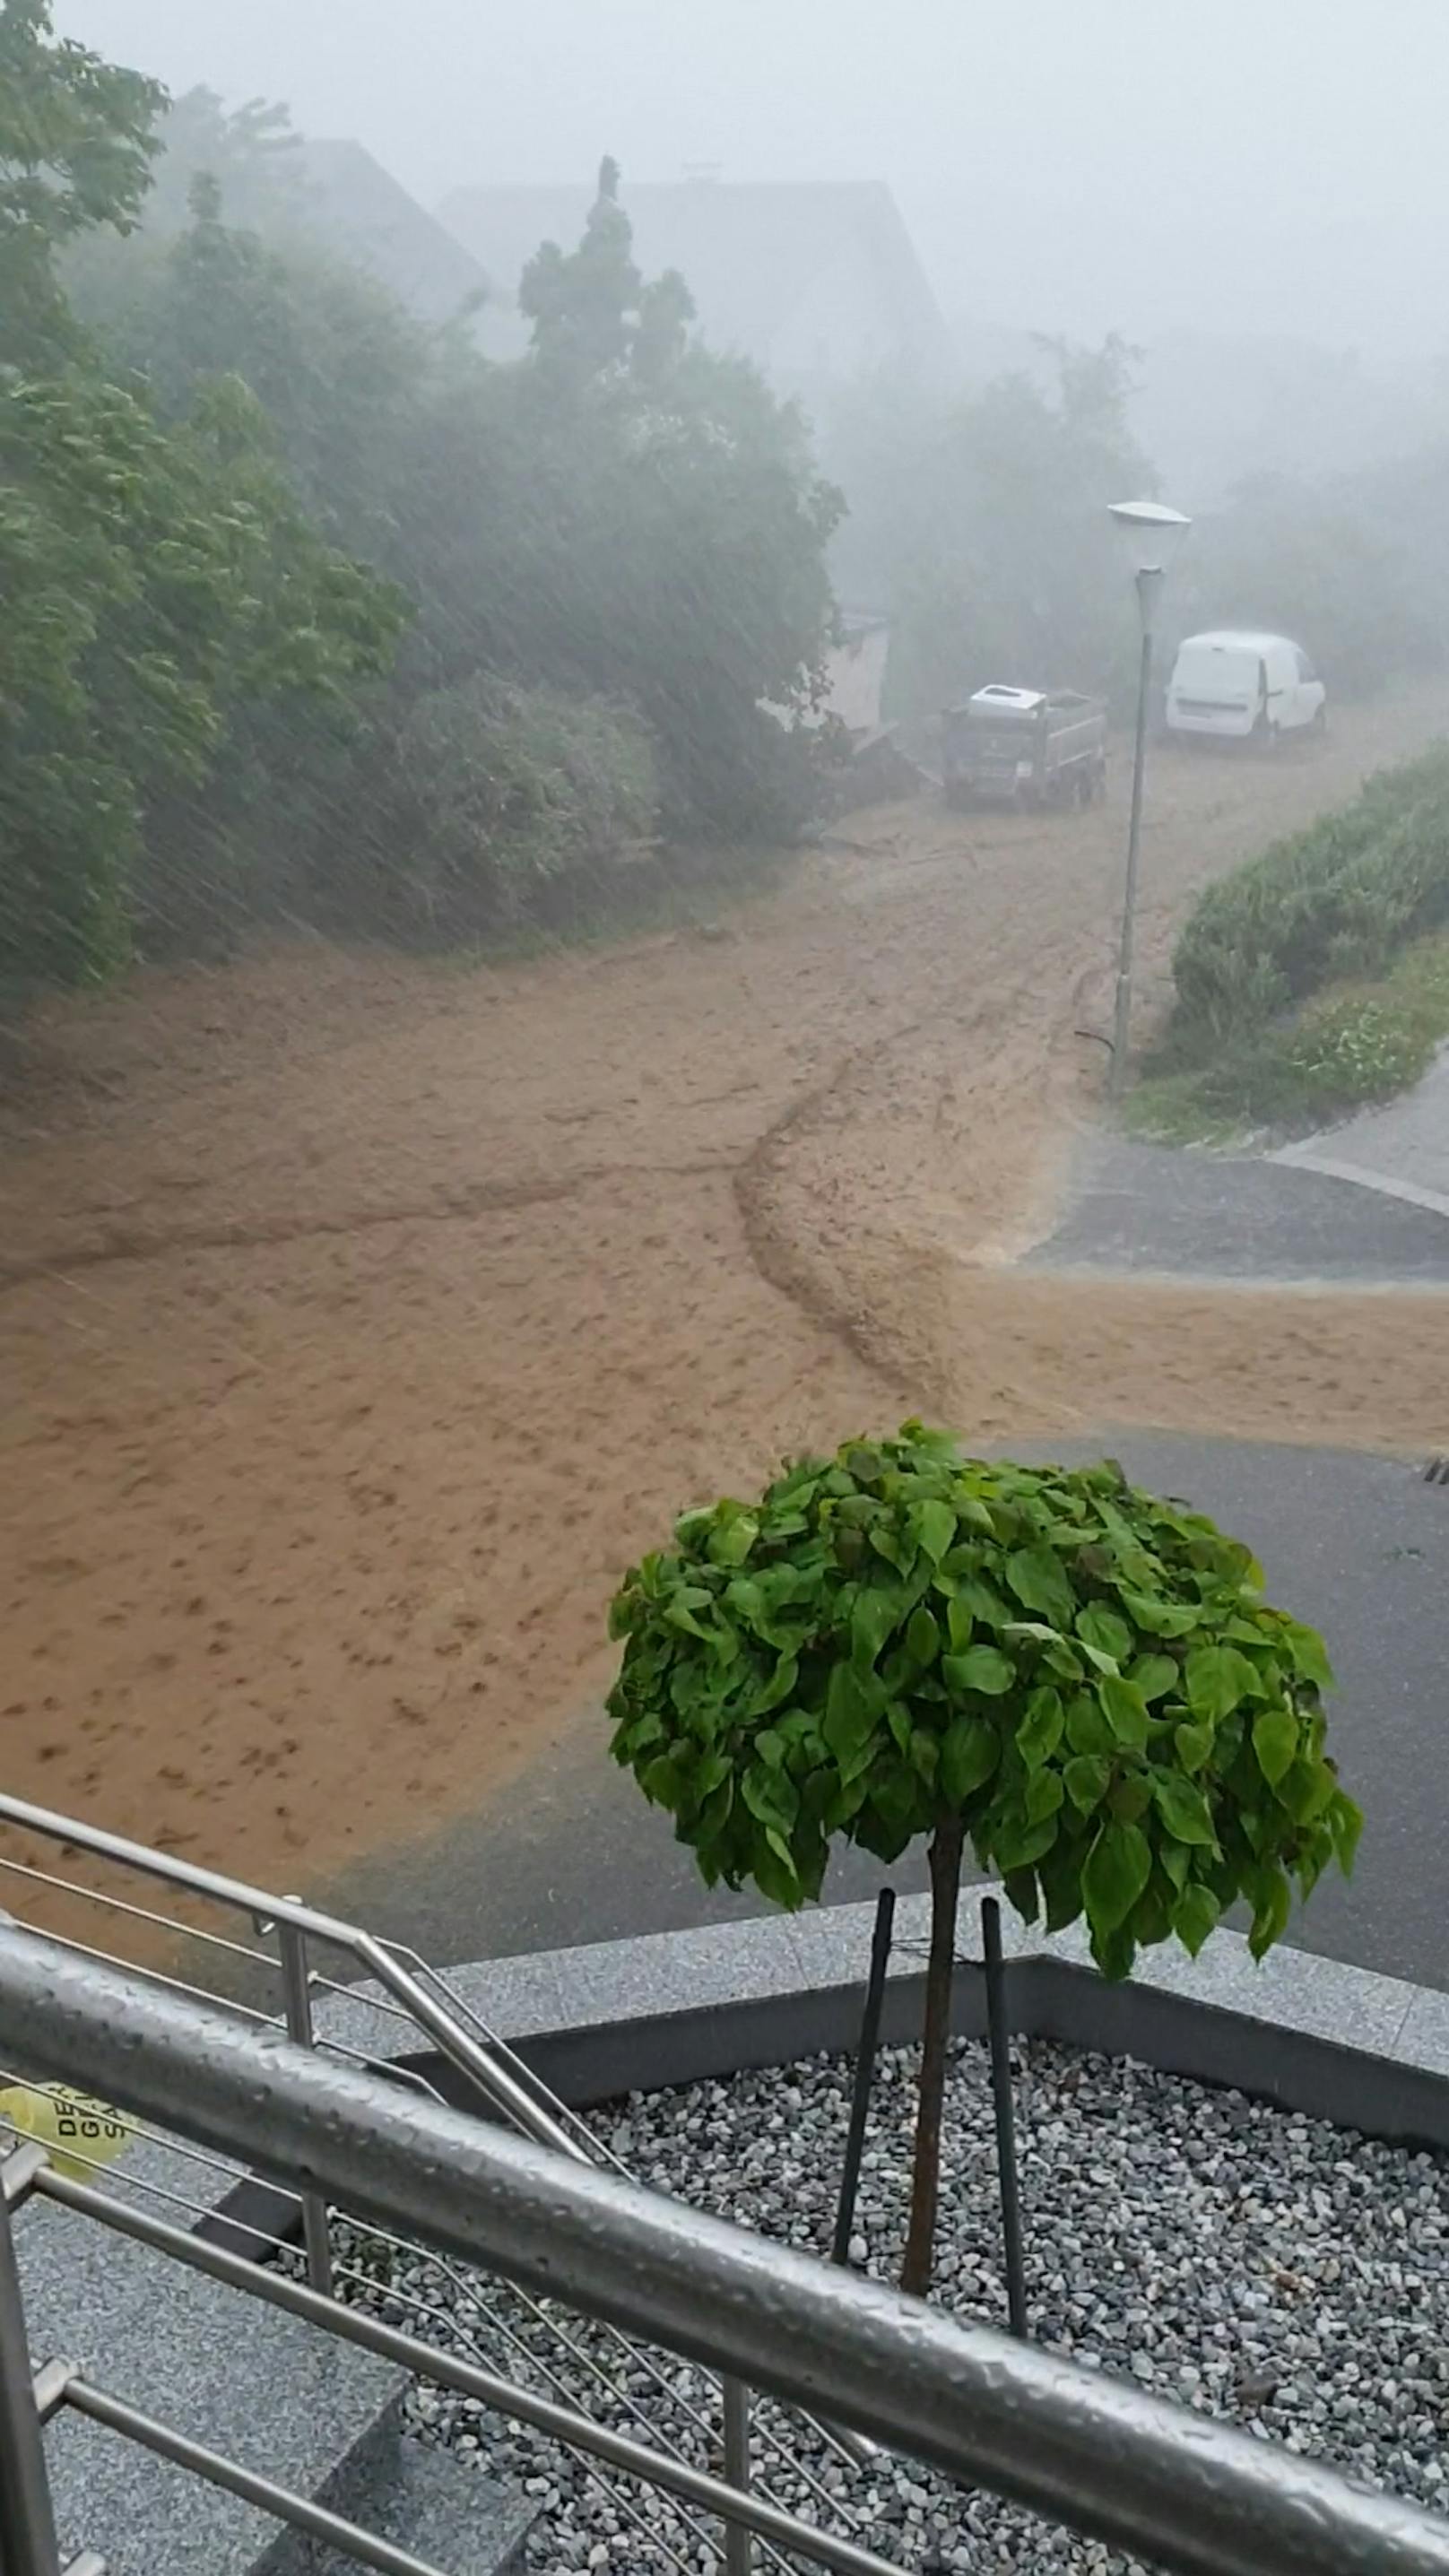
[11, 0, 1449, 993]
[50, 0, 1449, 501]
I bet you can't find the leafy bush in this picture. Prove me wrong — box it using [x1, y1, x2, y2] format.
[1130, 929, 1449, 1140]
[610, 1427, 1357, 1974]
[609, 1426, 1359, 2290]
[362, 680, 659, 940]
[1165, 744, 1449, 1057]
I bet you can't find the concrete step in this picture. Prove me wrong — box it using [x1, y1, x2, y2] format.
[14, 2185, 528, 2574]
[261, 2425, 535, 2573]
[16, 2192, 399, 2573]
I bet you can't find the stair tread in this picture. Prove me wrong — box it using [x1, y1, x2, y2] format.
[17, 2199, 404, 2573]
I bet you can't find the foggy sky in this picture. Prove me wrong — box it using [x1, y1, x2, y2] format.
[52, 0, 1449, 361]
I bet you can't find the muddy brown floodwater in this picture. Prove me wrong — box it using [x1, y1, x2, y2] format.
[4, 690, 1448, 1907]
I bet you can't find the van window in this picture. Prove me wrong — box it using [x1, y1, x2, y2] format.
[1170, 642, 1259, 703]
[1295, 647, 1318, 683]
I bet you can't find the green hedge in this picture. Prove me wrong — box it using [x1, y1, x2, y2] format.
[1165, 744, 1449, 1059]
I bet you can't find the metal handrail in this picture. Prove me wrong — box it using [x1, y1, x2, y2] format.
[3, 1924, 1448, 2576]
[0, 1791, 580, 2160]
[20, 2162, 891, 2576]
[0, 1792, 861, 2563]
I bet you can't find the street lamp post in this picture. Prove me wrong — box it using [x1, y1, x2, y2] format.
[1106, 499, 1192, 1097]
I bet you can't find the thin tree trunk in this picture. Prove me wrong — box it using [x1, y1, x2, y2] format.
[901, 1814, 965, 2298]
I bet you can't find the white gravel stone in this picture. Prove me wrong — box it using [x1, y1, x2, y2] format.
[325, 2035, 1449, 2572]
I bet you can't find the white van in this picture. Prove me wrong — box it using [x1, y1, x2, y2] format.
[1165, 630, 1326, 744]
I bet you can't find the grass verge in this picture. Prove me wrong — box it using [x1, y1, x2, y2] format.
[1127, 929, 1449, 1142]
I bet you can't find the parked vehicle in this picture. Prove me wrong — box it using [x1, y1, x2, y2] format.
[1165, 629, 1326, 745]
[942, 684, 1107, 810]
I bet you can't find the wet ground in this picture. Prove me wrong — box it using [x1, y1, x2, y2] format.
[1027, 1134, 1449, 1283]
[2, 686, 1446, 1948]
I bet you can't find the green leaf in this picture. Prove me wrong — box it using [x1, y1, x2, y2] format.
[1065, 1693, 1114, 1756]
[906, 1605, 941, 1666]
[941, 1717, 1000, 1804]
[1247, 1865, 1292, 1961]
[1277, 1756, 1337, 1824]
[1082, 1820, 1152, 1937]
[1172, 1883, 1220, 1959]
[639, 1752, 684, 1807]
[707, 1514, 758, 1567]
[1002, 1864, 1041, 1926]
[1076, 1605, 1132, 1662]
[1329, 1790, 1364, 1877]
[752, 1827, 802, 1908]
[754, 1652, 800, 1714]
[1119, 1592, 1202, 1638]
[1151, 1773, 1217, 1847]
[1063, 1754, 1110, 1814]
[753, 1728, 786, 1769]
[851, 1585, 900, 1671]
[742, 1764, 798, 1832]
[1109, 1774, 1153, 1823]
[909, 1729, 941, 1785]
[823, 1661, 882, 1762]
[993, 1810, 1060, 1872]
[1005, 1547, 1073, 1625]
[1158, 1838, 1190, 1893]
[1025, 1766, 1064, 1826]
[1042, 1636, 1087, 1685]
[945, 1596, 976, 1653]
[1017, 1685, 1064, 1768]
[950, 1574, 1011, 1627]
[915, 1498, 956, 1566]
[724, 1576, 767, 1634]
[1280, 1618, 1335, 1692]
[823, 1773, 870, 1832]
[1077, 1640, 1123, 1678]
[1252, 1705, 1298, 1789]
[1173, 1721, 1214, 1774]
[1098, 1675, 1150, 1749]
[942, 1645, 1014, 1696]
[1130, 1653, 1180, 1704]
[1184, 1644, 1257, 1723]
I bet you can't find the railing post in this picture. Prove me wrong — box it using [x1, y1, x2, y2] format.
[721, 2375, 753, 2575]
[0, 2152, 64, 2576]
[275, 1915, 334, 2298]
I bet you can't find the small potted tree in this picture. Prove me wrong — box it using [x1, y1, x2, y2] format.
[608, 1424, 1360, 2294]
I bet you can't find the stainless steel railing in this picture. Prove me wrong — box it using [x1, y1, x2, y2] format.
[3, 1922, 1448, 2576]
[0, 1791, 864, 2573]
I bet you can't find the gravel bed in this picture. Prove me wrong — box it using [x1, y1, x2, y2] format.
[327, 2036, 1449, 2573]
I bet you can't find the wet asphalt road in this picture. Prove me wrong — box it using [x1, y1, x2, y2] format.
[1026, 1136, 1449, 1284]
[325, 1431, 1449, 1996]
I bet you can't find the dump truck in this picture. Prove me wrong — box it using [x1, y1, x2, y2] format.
[942, 684, 1107, 810]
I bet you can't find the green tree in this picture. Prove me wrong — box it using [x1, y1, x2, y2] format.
[0, 0, 161, 365]
[0, 2, 406, 988]
[609, 1426, 1359, 2295]
[0, 367, 405, 983]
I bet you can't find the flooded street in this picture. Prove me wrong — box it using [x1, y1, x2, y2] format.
[3, 688, 1445, 1892]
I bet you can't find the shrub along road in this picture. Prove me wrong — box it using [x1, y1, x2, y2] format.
[1, 686, 1446, 1939]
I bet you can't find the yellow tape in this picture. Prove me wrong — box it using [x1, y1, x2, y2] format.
[0, 2083, 131, 2179]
